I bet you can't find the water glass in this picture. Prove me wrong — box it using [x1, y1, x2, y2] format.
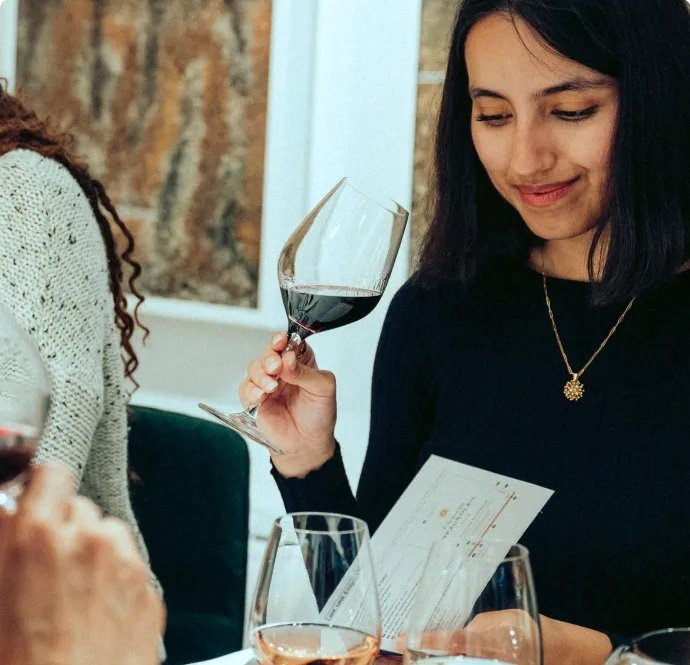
[405, 540, 541, 665]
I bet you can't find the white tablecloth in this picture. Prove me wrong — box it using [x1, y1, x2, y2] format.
[186, 646, 402, 665]
[187, 646, 254, 665]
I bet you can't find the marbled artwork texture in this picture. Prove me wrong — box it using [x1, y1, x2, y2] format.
[17, 0, 271, 306]
[411, 0, 456, 265]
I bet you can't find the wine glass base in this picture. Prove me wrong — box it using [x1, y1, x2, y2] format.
[198, 403, 284, 455]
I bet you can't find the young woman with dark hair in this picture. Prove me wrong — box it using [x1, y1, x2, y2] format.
[239, 1, 690, 663]
[0, 88, 155, 570]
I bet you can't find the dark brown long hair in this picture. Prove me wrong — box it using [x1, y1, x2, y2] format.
[418, 0, 690, 304]
[0, 86, 148, 382]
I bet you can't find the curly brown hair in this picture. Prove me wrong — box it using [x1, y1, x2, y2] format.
[0, 86, 148, 383]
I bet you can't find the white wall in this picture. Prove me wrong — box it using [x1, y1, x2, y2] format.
[0, 0, 18, 92]
[134, 3, 422, 625]
[131, 0, 423, 627]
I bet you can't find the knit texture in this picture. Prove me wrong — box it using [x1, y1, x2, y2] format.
[0, 148, 154, 574]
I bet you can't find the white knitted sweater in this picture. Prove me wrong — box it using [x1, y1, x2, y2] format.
[0, 149, 152, 564]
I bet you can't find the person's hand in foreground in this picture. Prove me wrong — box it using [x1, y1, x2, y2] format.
[0, 463, 165, 665]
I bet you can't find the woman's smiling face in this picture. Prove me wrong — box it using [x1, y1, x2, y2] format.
[465, 12, 619, 244]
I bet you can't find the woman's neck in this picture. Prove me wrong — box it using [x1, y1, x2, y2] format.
[528, 232, 605, 282]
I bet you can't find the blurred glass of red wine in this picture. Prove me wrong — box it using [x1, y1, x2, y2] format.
[0, 426, 41, 488]
[0, 301, 51, 509]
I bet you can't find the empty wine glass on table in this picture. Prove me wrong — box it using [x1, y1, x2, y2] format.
[0, 301, 51, 512]
[199, 177, 408, 453]
[405, 540, 542, 665]
[605, 628, 690, 665]
[250, 512, 381, 665]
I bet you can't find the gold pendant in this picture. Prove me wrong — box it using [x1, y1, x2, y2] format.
[564, 374, 584, 401]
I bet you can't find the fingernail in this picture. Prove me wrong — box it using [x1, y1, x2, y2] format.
[262, 378, 279, 392]
[251, 387, 264, 401]
[266, 358, 280, 372]
[272, 333, 283, 345]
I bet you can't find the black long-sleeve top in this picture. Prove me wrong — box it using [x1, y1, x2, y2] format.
[273, 257, 690, 639]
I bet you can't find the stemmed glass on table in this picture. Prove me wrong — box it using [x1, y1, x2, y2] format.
[198, 177, 409, 453]
[604, 629, 690, 665]
[405, 540, 542, 665]
[250, 512, 381, 665]
[0, 301, 51, 512]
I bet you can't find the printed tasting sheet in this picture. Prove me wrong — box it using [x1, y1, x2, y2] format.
[322, 455, 553, 651]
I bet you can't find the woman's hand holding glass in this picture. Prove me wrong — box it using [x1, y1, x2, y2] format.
[201, 178, 408, 454]
[239, 332, 338, 478]
[0, 302, 51, 513]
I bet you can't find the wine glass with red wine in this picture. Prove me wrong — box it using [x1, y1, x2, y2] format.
[250, 512, 381, 665]
[199, 177, 408, 452]
[0, 302, 51, 511]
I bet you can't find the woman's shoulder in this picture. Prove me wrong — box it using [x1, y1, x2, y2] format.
[382, 275, 470, 338]
[388, 274, 463, 313]
[383, 257, 538, 339]
[0, 147, 57, 175]
[392, 273, 469, 302]
[391, 257, 532, 309]
[0, 148, 85, 199]
[0, 149, 95, 232]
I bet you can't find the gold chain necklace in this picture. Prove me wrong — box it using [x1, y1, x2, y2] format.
[540, 254, 636, 401]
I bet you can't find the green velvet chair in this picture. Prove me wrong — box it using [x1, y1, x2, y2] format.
[127, 406, 250, 665]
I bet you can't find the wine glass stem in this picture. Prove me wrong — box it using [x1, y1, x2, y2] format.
[243, 329, 306, 417]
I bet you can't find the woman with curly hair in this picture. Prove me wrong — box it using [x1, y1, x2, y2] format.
[0, 86, 152, 560]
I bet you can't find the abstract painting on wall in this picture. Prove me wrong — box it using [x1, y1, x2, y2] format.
[16, 0, 271, 307]
[411, 0, 455, 261]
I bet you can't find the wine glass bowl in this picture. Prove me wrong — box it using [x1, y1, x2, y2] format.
[0, 301, 51, 509]
[199, 177, 408, 452]
[250, 512, 381, 665]
[604, 628, 690, 665]
[405, 541, 541, 665]
[278, 178, 406, 338]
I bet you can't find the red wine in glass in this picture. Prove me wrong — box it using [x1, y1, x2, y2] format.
[0, 300, 51, 511]
[280, 285, 382, 336]
[0, 426, 40, 488]
[199, 177, 408, 453]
